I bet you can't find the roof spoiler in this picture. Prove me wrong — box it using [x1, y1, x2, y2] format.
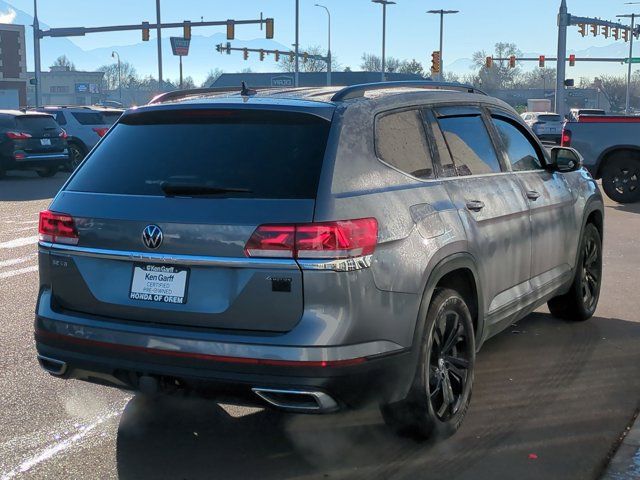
[148, 85, 263, 105]
[330, 81, 486, 102]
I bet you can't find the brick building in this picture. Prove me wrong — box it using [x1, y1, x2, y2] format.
[0, 23, 28, 108]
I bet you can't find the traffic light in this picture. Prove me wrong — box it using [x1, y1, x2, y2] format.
[274, 50, 280, 62]
[289, 52, 295, 62]
[569, 54, 576, 66]
[259, 49, 265, 61]
[591, 24, 598, 37]
[226, 20, 235, 40]
[431, 51, 441, 73]
[623, 28, 629, 42]
[225, 42, 231, 55]
[215, 43, 222, 53]
[539, 55, 545, 68]
[578, 23, 586, 37]
[303, 52, 308, 63]
[142, 21, 150, 41]
[265, 18, 274, 39]
[602, 25, 609, 38]
[509, 55, 516, 68]
[243, 48, 248, 60]
[183, 20, 191, 40]
[613, 27, 620, 40]
[485, 56, 493, 68]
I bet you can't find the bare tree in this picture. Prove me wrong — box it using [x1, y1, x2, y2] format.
[278, 45, 338, 73]
[202, 68, 224, 87]
[471, 42, 522, 92]
[52, 55, 75, 71]
[398, 59, 425, 77]
[97, 61, 138, 91]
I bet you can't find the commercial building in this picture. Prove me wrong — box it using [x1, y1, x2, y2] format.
[0, 23, 28, 108]
[26, 66, 105, 106]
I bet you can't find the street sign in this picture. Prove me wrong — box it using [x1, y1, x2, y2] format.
[623, 57, 640, 63]
[170, 37, 191, 56]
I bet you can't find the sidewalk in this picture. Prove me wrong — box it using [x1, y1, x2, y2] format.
[602, 411, 640, 479]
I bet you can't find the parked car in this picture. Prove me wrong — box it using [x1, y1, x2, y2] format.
[35, 106, 115, 170]
[35, 82, 604, 440]
[93, 100, 124, 108]
[569, 108, 606, 122]
[521, 111, 564, 143]
[562, 115, 640, 203]
[0, 110, 68, 178]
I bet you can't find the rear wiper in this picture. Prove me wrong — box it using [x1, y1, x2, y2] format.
[160, 182, 252, 197]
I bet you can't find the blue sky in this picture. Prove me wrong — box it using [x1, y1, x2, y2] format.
[3, 0, 640, 80]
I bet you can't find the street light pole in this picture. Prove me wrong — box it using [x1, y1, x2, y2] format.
[111, 51, 121, 102]
[617, 12, 638, 114]
[156, 0, 163, 90]
[315, 4, 331, 86]
[295, 0, 300, 87]
[427, 9, 459, 81]
[33, 0, 41, 107]
[372, 0, 395, 82]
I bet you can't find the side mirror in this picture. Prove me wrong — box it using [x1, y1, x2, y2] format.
[549, 146, 582, 173]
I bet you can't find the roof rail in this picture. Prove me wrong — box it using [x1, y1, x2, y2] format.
[330, 81, 486, 102]
[148, 87, 253, 105]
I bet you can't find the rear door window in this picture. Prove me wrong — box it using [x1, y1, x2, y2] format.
[435, 114, 503, 176]
[66, 109, 332, 199]
[375, 109, 434, 179]
[71, 111, 106, 125]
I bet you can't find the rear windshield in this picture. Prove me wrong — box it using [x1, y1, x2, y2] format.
[101, 111, 122, 125]
[15, 115, 59, 131]
[579, 110, 605, 115]
[71, 111, 106, 125]
[66, 109, 331, 199]
[538, 114, 561, 122]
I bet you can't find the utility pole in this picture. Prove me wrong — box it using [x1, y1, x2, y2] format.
[156, 0, 163, 89]
[111, 51, 121, 102]
[33, 0, 41, 107]
[315, 4, 331, 86]
[427, 9, 459, 81]
[372, 0, 396, 82]
[617, 12, 638, 114]
[555, 0, 569, 117]
[295, 0, 300, 86]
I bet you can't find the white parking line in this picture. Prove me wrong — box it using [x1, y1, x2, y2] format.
[0, 265, 38, 279]
[0, 412, 119, 480]
[0, 236, 39, 249]
[0, 255, 35, 269]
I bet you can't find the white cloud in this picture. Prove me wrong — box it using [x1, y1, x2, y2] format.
[0, 8, 17, 24]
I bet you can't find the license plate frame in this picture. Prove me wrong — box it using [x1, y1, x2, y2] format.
[129, 263, 190, 305]
[40, 138, 52, 146]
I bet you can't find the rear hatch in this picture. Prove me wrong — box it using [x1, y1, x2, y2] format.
[534, 114, 563, 134]
[45, 106, 333, 332]
[13, 114, 65, 153]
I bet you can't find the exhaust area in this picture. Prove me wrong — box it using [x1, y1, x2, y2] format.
[252, 388, 338, 413]
[37, 355, 67, 376]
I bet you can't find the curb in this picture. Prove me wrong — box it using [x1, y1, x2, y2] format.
[602, 410, 640, 479]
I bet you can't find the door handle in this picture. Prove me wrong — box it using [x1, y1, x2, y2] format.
[465, 200, 485, 212]
[526, 190, 541, 201]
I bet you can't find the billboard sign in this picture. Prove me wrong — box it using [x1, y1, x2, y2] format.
[170, 37, 191, 56]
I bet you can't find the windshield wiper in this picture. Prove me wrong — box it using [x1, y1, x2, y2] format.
[160, 182, 252, 197]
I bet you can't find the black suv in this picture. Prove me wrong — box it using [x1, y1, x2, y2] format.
[0, 110, 69, 178]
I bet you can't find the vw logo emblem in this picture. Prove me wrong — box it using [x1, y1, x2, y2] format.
[142, 225, 163, 249]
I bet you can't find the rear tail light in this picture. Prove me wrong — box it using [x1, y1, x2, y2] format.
[92, 127, 108, 137]
[245, 218, 378, 259]
[39, 210, 79, 245]
[59, 129, 68, 139]
[561, 128, 572, 147]
[6, 131, 32, 140]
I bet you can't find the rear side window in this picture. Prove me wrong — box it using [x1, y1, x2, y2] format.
[71, 112, 105, 125]
[66, 109, 331, 199]
[492, 117, 543, 171]
[375, 109, 434, 179]
[436, 115, 502, 176]
[53, 111, 67, 125]
[15, 115, 59, 132]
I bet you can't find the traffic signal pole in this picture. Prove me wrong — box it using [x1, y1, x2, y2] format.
[156, 0, 163, 89]
[33, 0, 41, 107]
[556, 0, 569, 117]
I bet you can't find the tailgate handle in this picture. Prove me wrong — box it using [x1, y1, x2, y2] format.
[465, 200, 485, 212]
[526, 190, 541, 201]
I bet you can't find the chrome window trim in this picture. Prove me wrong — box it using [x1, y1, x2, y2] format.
[38, 242, 298, 270]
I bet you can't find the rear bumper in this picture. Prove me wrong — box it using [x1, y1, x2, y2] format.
[3, 151, 69, 170]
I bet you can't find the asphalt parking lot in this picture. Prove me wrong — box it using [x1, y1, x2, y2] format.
[0, 171, 638, 480]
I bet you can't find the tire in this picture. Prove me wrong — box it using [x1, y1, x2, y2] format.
[37, 167, 57, 178]
[381, 288, 476, 440]
[66, 142, 85, 171]
[601, 155, 640, 203]
[548, 223, 602, 321]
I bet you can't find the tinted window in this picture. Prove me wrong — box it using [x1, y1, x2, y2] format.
[493, 117, 543, 171]
[66, 110, 331, 199]
[375, 109, 434, 179]
[53, 111, 67, 125]
[0, 115, 15, 128]
[71, 112, 105, 125]
[437, 115, 502, 175]
[538, 114, 562, 122]
[101, 111, 122, 125]
[15, 115, 59, 132]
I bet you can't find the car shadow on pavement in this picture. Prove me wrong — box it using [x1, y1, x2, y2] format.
[0, 171, 69, 202]
[115, 313, 640, 480]
[608, 202, 640, 215]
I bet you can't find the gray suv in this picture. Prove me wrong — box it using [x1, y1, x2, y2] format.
[35, 82, 604, 439]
